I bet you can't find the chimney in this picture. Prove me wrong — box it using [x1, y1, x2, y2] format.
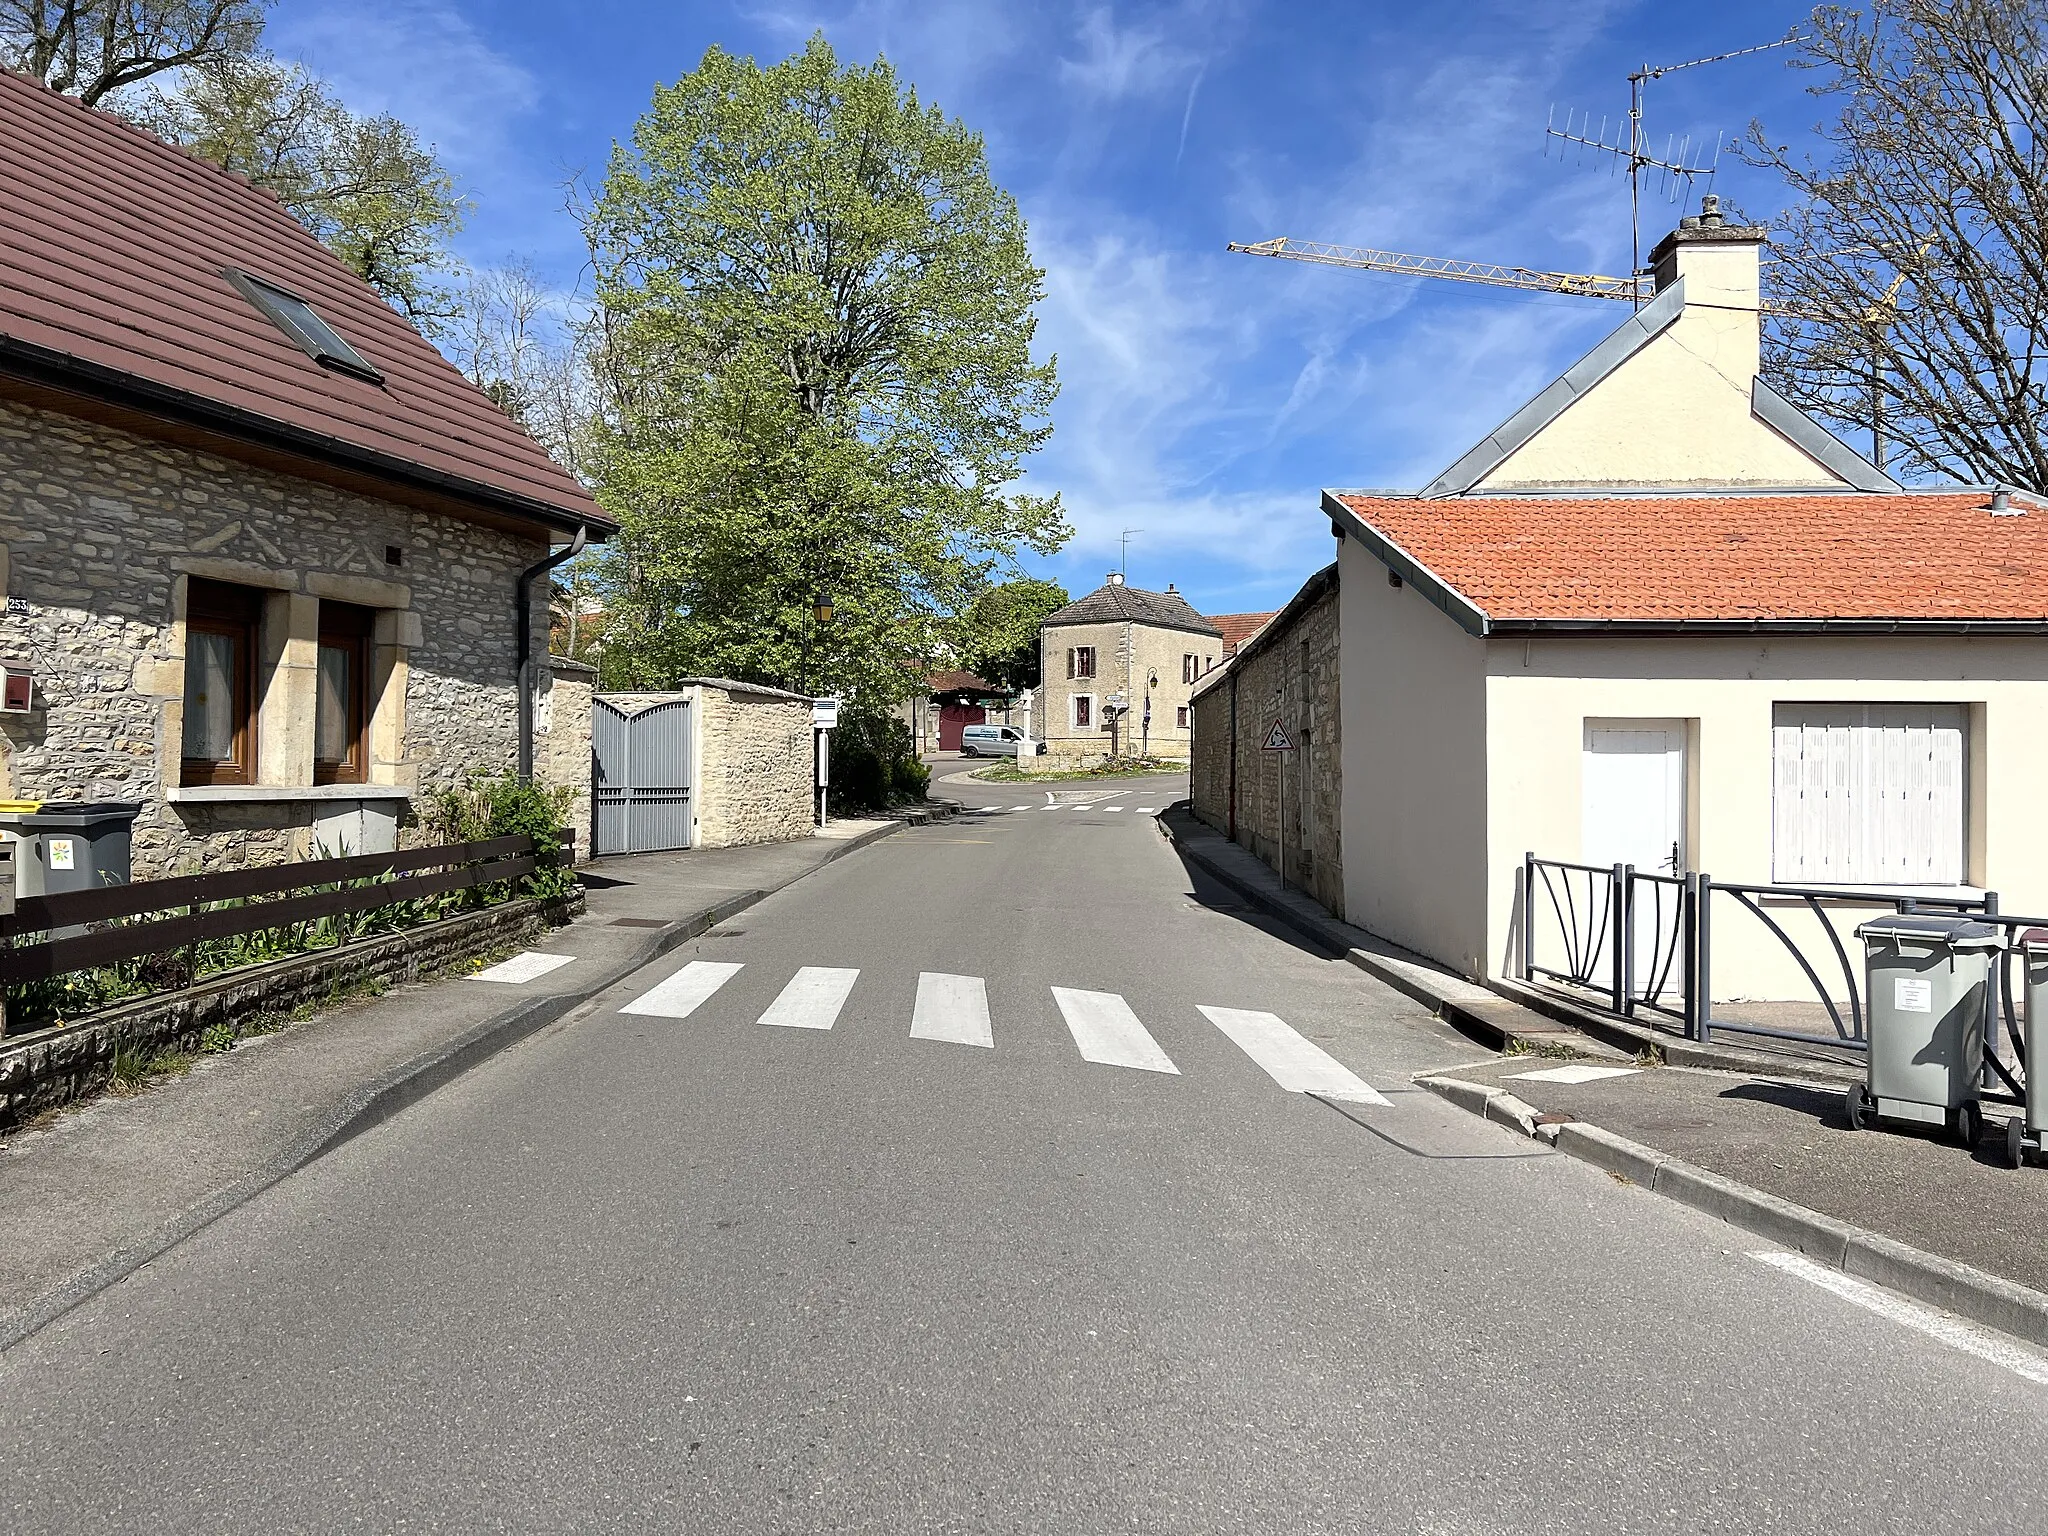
[1649, 194, 1766, 305]
[1107, 571, 1124, 586]
[1164, 582, 1178, 594]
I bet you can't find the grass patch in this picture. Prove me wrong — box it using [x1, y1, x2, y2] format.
[108, 1044, 194, 1094]
[968, 755, 1183, 783]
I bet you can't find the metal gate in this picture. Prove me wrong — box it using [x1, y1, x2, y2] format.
[593, 694, 695, 854]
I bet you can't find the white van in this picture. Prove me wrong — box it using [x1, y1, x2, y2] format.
[960, 724, 1044, 757]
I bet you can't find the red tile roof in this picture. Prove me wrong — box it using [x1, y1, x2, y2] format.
[1210, 611, 1276, 653]
[928, 669, 1006, 696]
[0, 70, 609, 533]
[1334, 489, 2048, 625]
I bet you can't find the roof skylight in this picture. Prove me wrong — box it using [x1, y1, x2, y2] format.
[223, 269, 383, 383]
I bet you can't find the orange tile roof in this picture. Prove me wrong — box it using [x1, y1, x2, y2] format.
[1333, 489, 2048, 626]
[1210, 611, 1276, 653]
[0, 71, 609, 533]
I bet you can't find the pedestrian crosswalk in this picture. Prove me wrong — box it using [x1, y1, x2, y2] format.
[611, 958, 1385, 1104]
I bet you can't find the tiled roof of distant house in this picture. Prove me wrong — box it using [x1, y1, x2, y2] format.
[1328, 488, 2048, 632]
[928, 670, 1008, 696]
[1043, 580, 1222, 636]
[1210, 611, 1276, 654]
[0, 69, 609, 534]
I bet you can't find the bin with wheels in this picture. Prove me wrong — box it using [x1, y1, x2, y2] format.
[2008, 930, 2048, 1168]
[1847, 914, 2000, 1145]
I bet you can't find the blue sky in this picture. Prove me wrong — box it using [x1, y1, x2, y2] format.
[267, 0, 1829, 618]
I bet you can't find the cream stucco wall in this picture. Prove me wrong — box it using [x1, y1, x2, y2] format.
[1483, 634, 2048, 998]
[1477, 240, 1845, 491]
[1337, 539, 1491, 971]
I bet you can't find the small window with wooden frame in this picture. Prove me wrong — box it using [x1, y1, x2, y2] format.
[181, 579, 262, 786]
[315, 602, 373, 784]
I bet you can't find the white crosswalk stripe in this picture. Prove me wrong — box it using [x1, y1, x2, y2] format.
[911, 972, 993, 1048]
[469, 951, 575, 984]
[1133, 806, 1155, 813]
[1198, 1006, 1389, 1104]
[760, 966, 860, 1030]
[621, 960, 744, 1018]
[1051, 987, 1179, 1074]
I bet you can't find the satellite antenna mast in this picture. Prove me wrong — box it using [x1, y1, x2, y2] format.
[1119, 528, 1142, 577]
[1546, 32, 1799, 304]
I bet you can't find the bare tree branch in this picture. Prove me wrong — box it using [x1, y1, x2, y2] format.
[1, 0, 266, 105]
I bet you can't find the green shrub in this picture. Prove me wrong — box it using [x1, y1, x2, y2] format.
[424, 772, 579, 899]
[829, 710, 925, 815]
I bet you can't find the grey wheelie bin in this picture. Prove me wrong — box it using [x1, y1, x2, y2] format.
[2009, 930, 2048, 1168]
[1847, 914, 2001, 1145]
[0, 801, 139, 898]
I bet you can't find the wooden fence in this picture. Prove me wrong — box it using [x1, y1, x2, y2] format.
[0, 833, 571, 986]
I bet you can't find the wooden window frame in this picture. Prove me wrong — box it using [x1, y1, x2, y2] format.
[1073, 693, 1094, 730]
[180, 580, 261, 787]
[1074, 646, 1096, 680]
[314, 602, 374, 785]
[1176, 705, 1190, 729]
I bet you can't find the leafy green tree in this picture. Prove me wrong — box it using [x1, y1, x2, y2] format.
[1, 0, 266, 106]
[953, 577, 1068, 693]
[585, 35, 1066, 702]
[128, 55, 466, 327]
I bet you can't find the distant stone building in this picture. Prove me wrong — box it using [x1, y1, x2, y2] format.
[1037, 576, 1223, 766]
[0, 71, 610, 874]
[1189, 563, 1341, 917]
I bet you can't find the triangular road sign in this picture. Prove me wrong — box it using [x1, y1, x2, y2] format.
[1262, 718, 1293, 751]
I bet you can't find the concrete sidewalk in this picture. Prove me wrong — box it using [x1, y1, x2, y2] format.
[1159, 803, 2048, 1347]
[0, 815, 923, 1350]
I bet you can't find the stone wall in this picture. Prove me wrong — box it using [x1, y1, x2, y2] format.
[1188, 564, 1342, 917]
[696, 686, 815, 849]
[540, 655, 596, 861]
[0, 399, 562, 877]
[1037, 620, 1225, 767]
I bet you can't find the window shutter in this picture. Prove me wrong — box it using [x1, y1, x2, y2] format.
[1772, 705, 1965, 885]
[1066, 648, 1075, 680]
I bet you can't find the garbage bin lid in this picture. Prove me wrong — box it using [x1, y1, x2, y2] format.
[2018, 926, 2048, 954]
[15, 799, 143, 827]
[1855, 914, 2003, 950]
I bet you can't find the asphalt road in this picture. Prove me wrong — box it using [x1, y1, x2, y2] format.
[3, 769, 2045, 1532]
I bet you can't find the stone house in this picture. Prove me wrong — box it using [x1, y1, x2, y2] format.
[1036, 576, 1223, 765]
[0, 70, 611, 876]
[1188, 562, 1341, 916]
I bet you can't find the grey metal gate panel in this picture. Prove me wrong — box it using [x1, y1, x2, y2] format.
[594, 696, 694, 854]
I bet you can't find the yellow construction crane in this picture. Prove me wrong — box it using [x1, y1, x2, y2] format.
[1224, 236, 1649, 303]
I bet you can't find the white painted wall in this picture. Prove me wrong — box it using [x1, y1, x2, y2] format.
[1337, 538, 1490, 973]
[1484, 634, 2048, 997]
[1477, 238, 1847, 491]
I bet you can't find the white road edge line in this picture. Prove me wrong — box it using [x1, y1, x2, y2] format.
[1051, 987, 1179, 1075]
[760, 966, 861, 1030]
[620, 960, 744, 1019]
[1752, 1251, 2048, 1387]
[469, 951, 576, 984]
[1198, 1006, 1391, 1105]
[911, 972, 993, 1049]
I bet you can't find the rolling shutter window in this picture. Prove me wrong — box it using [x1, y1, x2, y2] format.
[1771, 704, 1966, 885]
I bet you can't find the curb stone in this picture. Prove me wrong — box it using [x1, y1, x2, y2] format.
[0, 819, 907, 1355]
[1416, 1072, 2048, 1352]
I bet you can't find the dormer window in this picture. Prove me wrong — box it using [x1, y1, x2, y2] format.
[224, 269, 383, 382]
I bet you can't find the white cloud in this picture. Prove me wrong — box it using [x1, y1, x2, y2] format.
[1058, 5, 1204, 100]
[267, 0, 540, 177]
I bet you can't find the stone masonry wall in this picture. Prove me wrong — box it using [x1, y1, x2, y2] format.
[1188, 570, 1342, 918]
[696, 687, 814, 849]
[0, 399, 552, 877]
[540, 656, 596, 861]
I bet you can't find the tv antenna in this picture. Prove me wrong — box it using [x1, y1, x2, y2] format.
[1546, 31, 1799, 303]
[1119, 528, 1142, 576]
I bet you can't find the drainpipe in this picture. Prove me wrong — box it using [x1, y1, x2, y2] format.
[516, 525, 590, 782]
